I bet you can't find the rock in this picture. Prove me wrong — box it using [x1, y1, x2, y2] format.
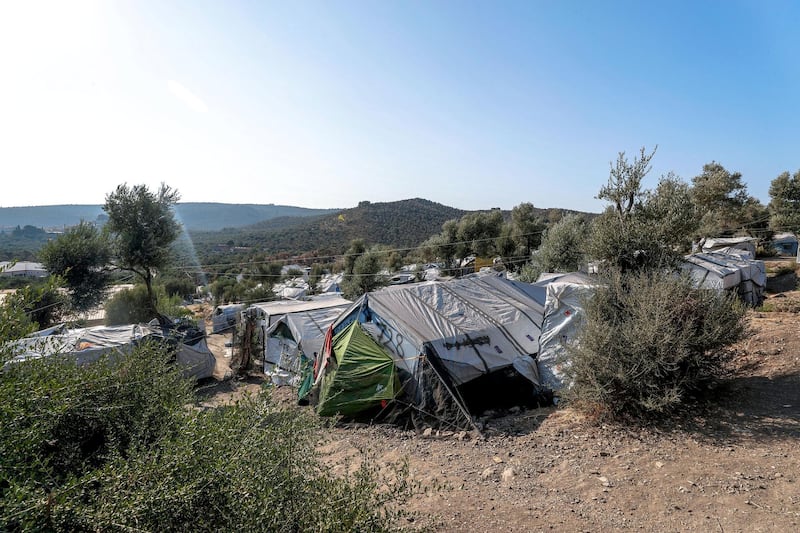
[502, 467, 516, 483]
[481, 467, 496, 480]
[493, 456, 504, 464]
[655, 461, 665, 469]
[422, 427, 433, 438]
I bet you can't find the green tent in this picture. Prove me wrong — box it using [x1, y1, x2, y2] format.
[317, 321, 398, 417]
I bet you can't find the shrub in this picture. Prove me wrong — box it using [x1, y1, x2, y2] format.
[105, 284, 189, 325]
[0, 341, 412, 532]
[564, 271, 747, 418]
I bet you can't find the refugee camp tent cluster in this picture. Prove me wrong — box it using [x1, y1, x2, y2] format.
[3, 322, 216, 380]
[307, 273, 597, 428]
[236, 294, 352, 387]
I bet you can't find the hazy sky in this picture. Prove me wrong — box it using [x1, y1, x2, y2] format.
[1, 1, 799, 212]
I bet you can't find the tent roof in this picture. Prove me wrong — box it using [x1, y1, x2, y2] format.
[340, 274, 545, 385]
[250, 294, 351, 319]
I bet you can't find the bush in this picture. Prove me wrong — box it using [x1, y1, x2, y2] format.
[105, 284, 189, 325]
[564, 271, 747, 418]
[0, 341, 413, 531]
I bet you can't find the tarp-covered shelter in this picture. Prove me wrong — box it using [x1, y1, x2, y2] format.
[701, 237, 758, 259]
[3, 324, 216, 379]
[772, 233, 798, 257]
[317, 320, 399, 416]
[240, 295, 351, 386]
[212, 303, 245, 333]
[681, 252, 766, 305]
[313, 274, 547, 426]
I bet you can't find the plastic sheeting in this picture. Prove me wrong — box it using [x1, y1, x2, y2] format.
[332, 274, 545, 387]
[247, 295, 351, 383]
[682, 252, 766, 305]
[212, 304, 244, 333]
[534, 273, 597, 391]
[4, 324, 216, 379]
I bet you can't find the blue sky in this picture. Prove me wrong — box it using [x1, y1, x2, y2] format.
[1, 1, 798, 212]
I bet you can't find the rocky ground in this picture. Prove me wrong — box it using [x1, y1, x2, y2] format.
[198, 284, 800, 532]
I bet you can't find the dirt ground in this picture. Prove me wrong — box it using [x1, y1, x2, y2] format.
[200, 288, 800, 532]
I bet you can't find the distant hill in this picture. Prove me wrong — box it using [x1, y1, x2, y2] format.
[190, 198, 596, 260]
[191, 198, 468, 256]
[0, 203, 337, 232]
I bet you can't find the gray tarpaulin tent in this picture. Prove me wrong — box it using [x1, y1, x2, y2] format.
[314, 274, 546, 425]
[240, 295, 351, 385]
[4, 324, 216, 379]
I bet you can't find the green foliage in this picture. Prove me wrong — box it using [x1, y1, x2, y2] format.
[104, 183, 182, 318]
[527, 214, 588, 279]
[455, 209, 504, 258]
[105, 285, 189, 325]
[0, 225, 53, 261]
[564, 271, 747, 419]
[38, 221, 111, 312]
[511, 202, 545, 256]
[591, 149, 695, 272]
[0, 343, 411, 531]
[161, 273, 197, 300]
[768, 170, 800, 234]
[0, 278, 69, 336]
[691, 162, 767, 238]
[597, 146, 656, 220]
[341, 249, 388, 299]
[0, 291, 36, 343]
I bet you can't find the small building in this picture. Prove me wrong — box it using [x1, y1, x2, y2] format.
[0, 261, 48, 278]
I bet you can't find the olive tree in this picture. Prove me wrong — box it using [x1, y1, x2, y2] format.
[103, 183, 181, 322]
[39, 221, 111, 312]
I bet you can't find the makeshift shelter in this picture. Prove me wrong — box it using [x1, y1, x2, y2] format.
[313, 274, 546, 427]
[3, 323, 216, 379]
[212, 304, 245, 333]
[772, 233, 798, 257]
[701, 237, 757, 259]
[317, 320, 399, 416]
[238, 295, 351, 386]
[681, 252, 766, 305]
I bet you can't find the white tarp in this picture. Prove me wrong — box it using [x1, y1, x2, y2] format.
[333, 274, 545, 387]
[3, 324, 216, 379]
[701, 237, 757, 258]
[534, 273, 597, 391]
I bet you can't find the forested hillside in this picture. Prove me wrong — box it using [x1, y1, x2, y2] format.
[190, 198, 468, 256]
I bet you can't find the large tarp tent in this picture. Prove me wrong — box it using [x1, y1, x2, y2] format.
[3, 324, 216, 379]
[313, 274, 546, 425]
[239, 295, 351, 386]
[317, 320, 399, 416]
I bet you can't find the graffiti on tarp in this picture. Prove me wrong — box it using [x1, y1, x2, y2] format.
[443, 335, 490, 350]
